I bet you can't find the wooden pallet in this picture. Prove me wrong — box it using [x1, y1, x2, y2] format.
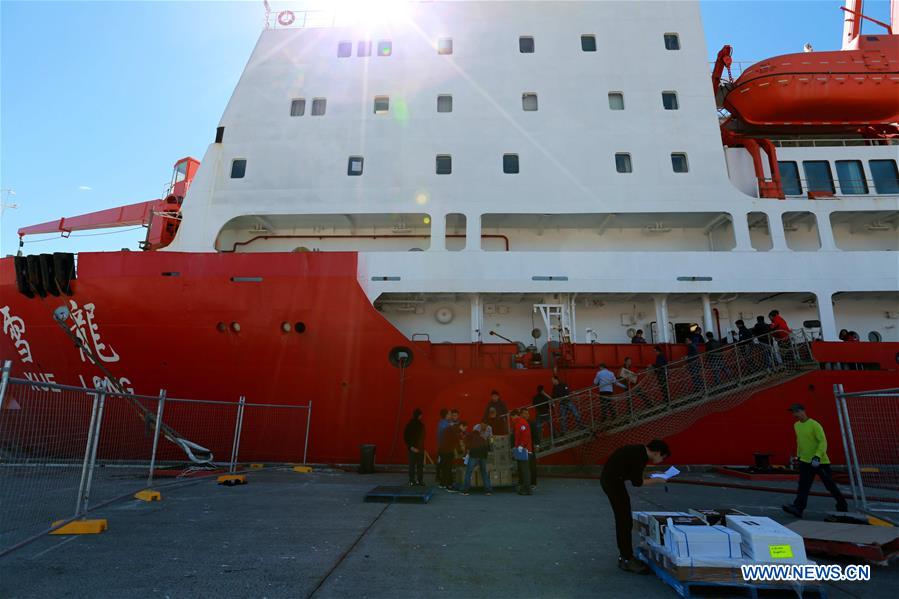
[636, 548, 827, 598]
[364, 485, 434, 504]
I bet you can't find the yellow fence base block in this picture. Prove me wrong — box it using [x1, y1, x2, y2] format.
[217, 474, 247, 486]
[50, 519, 108, 535]
[868, 516, 895, 528]
[292, 466, 313, 473]
[249, 463, 265, 469]
[134, 489, 162, 502]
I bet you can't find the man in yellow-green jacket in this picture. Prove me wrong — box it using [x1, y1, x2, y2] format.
[783, 403, 848, 518]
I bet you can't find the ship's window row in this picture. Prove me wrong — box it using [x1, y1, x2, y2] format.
[777, 159, 899, 196]
[332, 152, 687, 176]
[338, 40, 392, 57]
[336, 33, 679, 59]
[287, 89, 680, 116]
[290, 97, 326, 116]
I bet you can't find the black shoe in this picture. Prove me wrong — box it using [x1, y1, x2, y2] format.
[618, 558, 650, 574]
[782, 504, 803, 518]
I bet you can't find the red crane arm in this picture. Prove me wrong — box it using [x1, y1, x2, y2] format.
[711, 44, 733, 92]
[18, 199, 165, 237]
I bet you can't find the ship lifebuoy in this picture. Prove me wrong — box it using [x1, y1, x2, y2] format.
[277, 11, 295, 26]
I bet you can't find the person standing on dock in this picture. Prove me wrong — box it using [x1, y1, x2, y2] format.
[404, 408, 425, 486]
[511, 409, 533, 495]
[600, 440, 670, 574]
[782, 403, 848, 518]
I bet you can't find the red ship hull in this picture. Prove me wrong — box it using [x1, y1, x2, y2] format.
[2, 252, 897, 466]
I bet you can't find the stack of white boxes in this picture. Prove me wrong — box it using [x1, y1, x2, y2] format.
[725, 516, 808, 563]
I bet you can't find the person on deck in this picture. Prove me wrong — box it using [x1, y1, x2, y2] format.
[630, 329, 647, 344]
[483, 390, 509, 421]
[403, 408, 425, 486]
[782, 404, 847, 518]
[601, 439, 670, 574]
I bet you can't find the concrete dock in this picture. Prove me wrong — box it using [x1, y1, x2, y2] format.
[1, 469, 894, 598]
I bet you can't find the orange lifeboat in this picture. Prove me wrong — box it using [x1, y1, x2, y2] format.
[723, 35, 899, 133]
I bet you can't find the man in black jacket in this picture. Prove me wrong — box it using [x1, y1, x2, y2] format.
[601, 439, 670, 574]
[403, 408, 425, 486]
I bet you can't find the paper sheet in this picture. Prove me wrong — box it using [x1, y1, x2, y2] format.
[650, 466, 681, 480]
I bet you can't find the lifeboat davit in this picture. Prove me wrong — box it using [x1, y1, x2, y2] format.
[723, 35, 899, 132]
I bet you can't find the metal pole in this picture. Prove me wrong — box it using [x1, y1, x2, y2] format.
[230, 395, 246, 473]
[75, 391, 101, 517]
[146, 390, 167, 488]
[0, 360, 11, 417]
[839, 393, 868, 510]
[0, 359, 11, 451]
[834, 385, 859, 509]
[303, 401, 312, 465]
[80, 385, 107, 515]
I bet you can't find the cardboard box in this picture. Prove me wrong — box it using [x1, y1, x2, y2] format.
[726, 515, 808, 563]
[665, 524, 743, 559]
[649, 515, 707, 546]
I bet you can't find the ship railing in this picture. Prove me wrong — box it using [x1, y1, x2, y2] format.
[770, 138, 899, 148]
[0, 363, 313, 558]
[833, 384, 899, 520]
[517, 329, 816, 458]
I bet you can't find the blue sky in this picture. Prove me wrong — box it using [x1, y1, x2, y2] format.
[0, 0, 892, 257]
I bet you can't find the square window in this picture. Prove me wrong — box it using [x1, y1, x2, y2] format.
[338, 41, 352, 57]
[230, 159, 246, 179]
[378, 40, 392, 56]
[438, 38, 453, 55]
[519, 36, 534, 53]
[778, 161, 803, 195]
[615, 153, 632, 173]
[835, 160, 868, 194]
[664, 33, 680, 50]
[662, 91, 679, 110]
[608, 92, 625, 110]
[581, 35, 597, 52]
[437, 94, 453, 113]
[671, 153, 689, 173]
[503, 154, 519, 174]
[436, 155, 452, 175]
[290, 98, 306, 116]
[803, 160, 835, 193]
[870, 159, 899, 194]
[347, 156, 364, 176]
[374, 96, 390, 114]
[358, 41, 372, 57]
[311, 98, 327, 116]
[522, 93, 538, 111]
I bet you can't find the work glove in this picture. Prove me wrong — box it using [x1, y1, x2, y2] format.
[810, 457, 821, 468]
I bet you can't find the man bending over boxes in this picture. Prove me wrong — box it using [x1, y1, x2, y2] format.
[600, 439, 671, 574]
[782, 403, 848, 518]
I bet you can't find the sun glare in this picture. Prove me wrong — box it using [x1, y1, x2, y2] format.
[332, 0, 411, 26]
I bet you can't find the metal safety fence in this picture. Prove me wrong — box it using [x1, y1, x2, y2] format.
[834, 385, 899, 517]
[521, 330, 816, 461]
[0, 361, 311, 557]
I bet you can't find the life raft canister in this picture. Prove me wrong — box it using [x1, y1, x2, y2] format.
[277, 11, 295, 26]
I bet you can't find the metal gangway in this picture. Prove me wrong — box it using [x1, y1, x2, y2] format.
[525, 330, 818, 459]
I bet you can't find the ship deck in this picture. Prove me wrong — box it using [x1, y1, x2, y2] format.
[1, 469, 894, 598]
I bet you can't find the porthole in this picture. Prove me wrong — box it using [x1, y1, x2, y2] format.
[868, 331, 882, 342]
[389, 346, 414, 368]
[295, 322, 306, 334]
